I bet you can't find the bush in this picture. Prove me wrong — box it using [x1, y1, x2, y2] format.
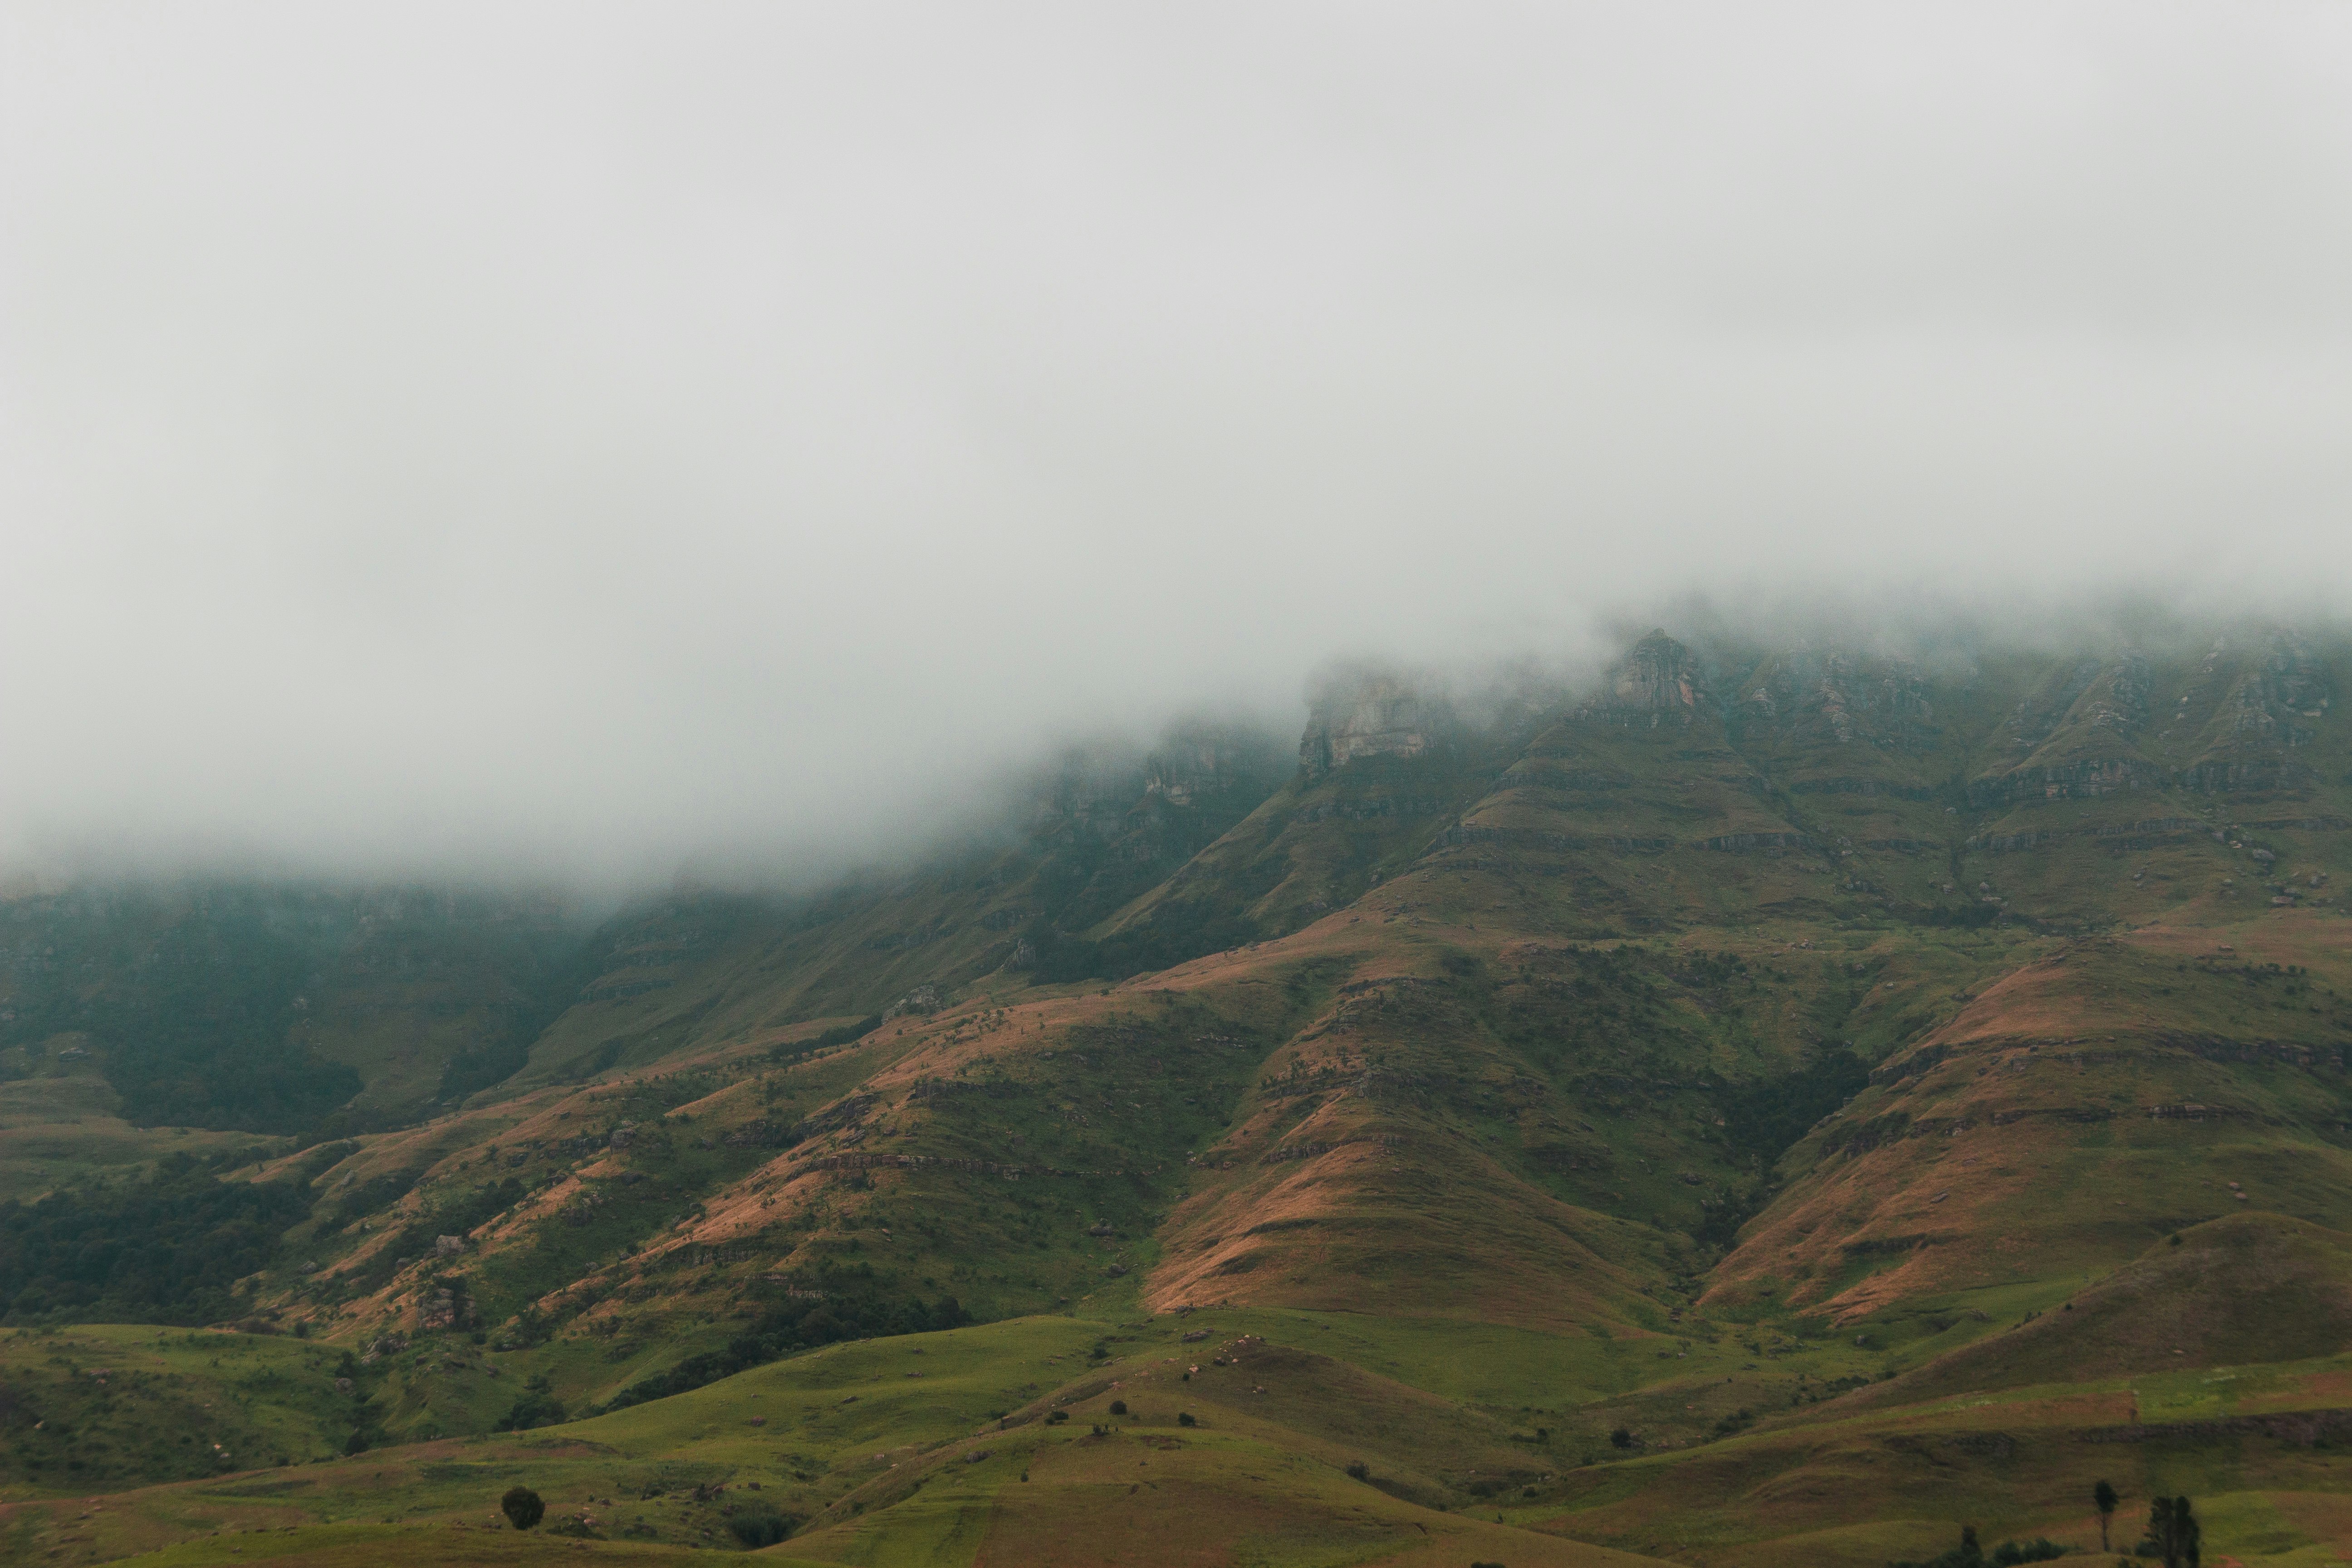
[1108, 1400, 1127, 1416]
[501, 1486, 545, 1531]
[1177, 1412, 1196, 1428]
[1346, 1461, 1370, 1481]
[1046, 1410, 1068, 1424]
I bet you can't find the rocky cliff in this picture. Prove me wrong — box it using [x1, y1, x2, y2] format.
[1296, 669, 1456, 776]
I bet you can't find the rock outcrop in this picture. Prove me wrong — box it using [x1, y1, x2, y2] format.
[1298, 670, 1454, 777]
[1581, 630, 1705, 729]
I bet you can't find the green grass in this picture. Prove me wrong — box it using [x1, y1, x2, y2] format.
[0, 1325, 362, 1493]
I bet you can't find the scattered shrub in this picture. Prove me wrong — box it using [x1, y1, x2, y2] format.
[501, 1486, 545, 1531]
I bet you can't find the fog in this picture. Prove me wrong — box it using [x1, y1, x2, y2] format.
[4, 5, 2350, 888]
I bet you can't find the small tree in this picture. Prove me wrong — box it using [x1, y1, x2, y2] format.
[2143, 1496, 2200, 1568]
[1108, 1400, 1127, 1416]
[2094, 1480, 2119, 1551]
[1609, 1427, 1635, 1450]
[501, 1486, 545, 1531]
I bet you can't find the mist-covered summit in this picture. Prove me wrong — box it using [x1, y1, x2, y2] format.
[5, 615, 2339, 1145]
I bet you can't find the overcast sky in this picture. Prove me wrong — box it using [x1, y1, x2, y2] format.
[3, 4, 2349, 886]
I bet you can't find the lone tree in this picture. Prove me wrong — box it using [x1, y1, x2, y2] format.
[2094, 1480, 2119, 1551]
[1609, 1427, 1635, 1450]
[501, 1486, 545, 1531]
[2143, 1496, 2200, 1568]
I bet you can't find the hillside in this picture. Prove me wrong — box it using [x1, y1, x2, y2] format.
[2, 618, 2350, 1566]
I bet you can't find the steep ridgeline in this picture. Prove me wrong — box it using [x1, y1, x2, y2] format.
[5, 624, 2352, 1568]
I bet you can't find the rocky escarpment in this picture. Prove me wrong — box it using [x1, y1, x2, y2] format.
[1297, 669, 1456, 776]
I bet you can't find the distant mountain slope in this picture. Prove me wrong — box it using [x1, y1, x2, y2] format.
[5, 617, 2350, 1568]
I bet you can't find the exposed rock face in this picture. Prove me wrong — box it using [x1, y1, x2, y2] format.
[417, 1284, 471, 1331]
[1298, 671, 1452, 777]
[885, 984, 941, 1019]
[1582, 630, 1705, 729]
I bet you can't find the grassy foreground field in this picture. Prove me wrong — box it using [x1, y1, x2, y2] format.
[12, 1270, 2352, 1568]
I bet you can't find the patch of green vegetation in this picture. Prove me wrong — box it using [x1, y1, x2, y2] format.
[0, 1325, 362, 1491]
[0, 1155, 314, 1324]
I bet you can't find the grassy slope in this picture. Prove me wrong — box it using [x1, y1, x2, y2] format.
[1849, 1213, 2352, 1406]
[0, 1326, 360, 1493]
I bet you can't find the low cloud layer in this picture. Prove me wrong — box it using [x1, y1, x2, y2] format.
[4, 5, 2350, 886]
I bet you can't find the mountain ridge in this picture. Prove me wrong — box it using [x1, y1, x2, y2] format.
[3, 615, 2348, 1565]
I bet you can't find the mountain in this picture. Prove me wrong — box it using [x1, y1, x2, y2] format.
[1, 618, 2349, 1567]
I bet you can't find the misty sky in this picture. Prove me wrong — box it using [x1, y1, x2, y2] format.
[4, 4, 2350, 885]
